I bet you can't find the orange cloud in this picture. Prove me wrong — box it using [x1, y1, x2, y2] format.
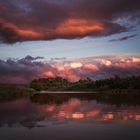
[0, 17, 108, 43]
[83, 64, 99, 71]
[0, 19, 42, 43]
[1, 0, 139, 43]
[18, 29, 42, 39]
[55, 18, 104, 37]
[42, 71, 55, 78]
[72, 113, 84, 119]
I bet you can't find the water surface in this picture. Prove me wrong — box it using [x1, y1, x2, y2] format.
[0, 95, 140, 140]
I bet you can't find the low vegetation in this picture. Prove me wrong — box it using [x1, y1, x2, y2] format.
[0, 84, 34, 102]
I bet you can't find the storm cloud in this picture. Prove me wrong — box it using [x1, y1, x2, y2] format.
[0, 0, 140, 43]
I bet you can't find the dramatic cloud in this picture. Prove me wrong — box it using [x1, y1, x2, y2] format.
[0, 0, 140, 43]
[0, 55, 140, 84]
[109, 34, 138, 42]
[0, 56, 45, 83]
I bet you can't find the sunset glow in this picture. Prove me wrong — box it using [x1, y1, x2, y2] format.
[0, 0, 139, 83]
[0, 1, 140, 140]
[55, 19, 104, 37]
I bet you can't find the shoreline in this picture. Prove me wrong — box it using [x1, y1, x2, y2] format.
[34, 89, 140, 95]
[35, 91, 97, 94]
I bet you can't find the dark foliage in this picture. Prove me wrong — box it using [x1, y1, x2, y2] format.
[0, 84, 34, 102]
[30, 77, 70, 91]
[30, 76, 140, 91]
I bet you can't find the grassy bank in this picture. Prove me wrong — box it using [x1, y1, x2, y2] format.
[0, 84, 34, 102]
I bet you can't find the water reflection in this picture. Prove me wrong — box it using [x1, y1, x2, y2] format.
[0, 97, 140, 129]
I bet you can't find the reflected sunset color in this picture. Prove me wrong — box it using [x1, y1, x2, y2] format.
[0, 98, 140, 128]
[0, 0, 140, 140]
[0, 95, 140, 140]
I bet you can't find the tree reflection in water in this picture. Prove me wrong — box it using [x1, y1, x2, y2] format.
[0, 94, 140, 129]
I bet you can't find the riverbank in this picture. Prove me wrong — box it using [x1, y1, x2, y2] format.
[0, 84, 34, 102]
[30, 90, 140, 106]
[0, 83, 140, 103]
[0, 75, 140, 103]
[34, 89, 140, 94]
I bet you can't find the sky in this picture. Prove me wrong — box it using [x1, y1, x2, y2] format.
[0, 0, 140, 84]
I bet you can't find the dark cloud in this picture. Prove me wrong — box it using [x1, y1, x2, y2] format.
[0, 56, 45, 84]
[0, 0, 140, 43]
[109, 34, 138, 42]
[19, 55, 44, 62]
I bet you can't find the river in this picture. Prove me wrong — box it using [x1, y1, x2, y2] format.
[0, 94, 140, 140]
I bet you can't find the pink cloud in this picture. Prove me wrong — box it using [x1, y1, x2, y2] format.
[100, 59, 112, 66]
[0, 55, 140, 84]
[70, 62, 83, 68]
[83, 64, 99, 71]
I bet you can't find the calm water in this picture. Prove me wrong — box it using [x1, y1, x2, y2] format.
[0, 95, 140, 140]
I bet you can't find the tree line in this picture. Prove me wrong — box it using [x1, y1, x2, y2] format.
[30, 76, 140, 91]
